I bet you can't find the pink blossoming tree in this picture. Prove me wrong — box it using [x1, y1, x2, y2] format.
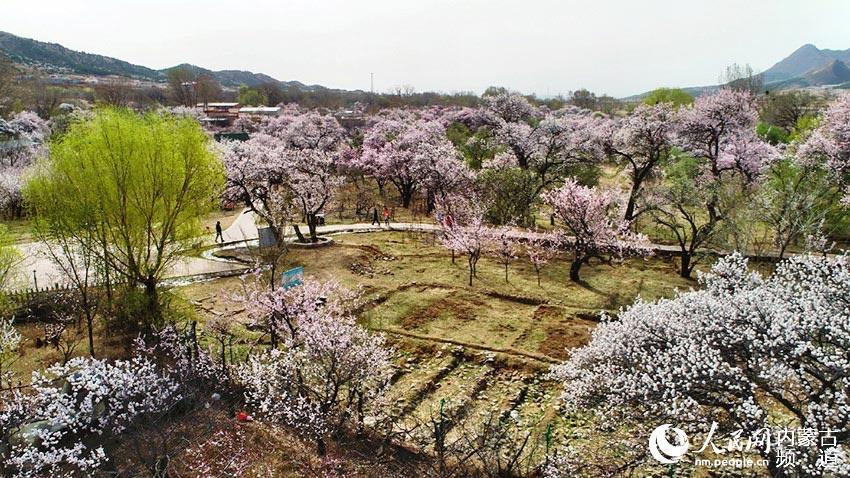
[798, 94, 850, 203]
[436, 194, 493, 286]
[238, 279, 393, 455]
[654, 89, 777, 277]
[482, 92, 603, 193]
[525, 231, 561, 287]
[597, 103, 678, 221]
[359, 113, 462, 208]
[489, 224, 520, 282]
[544, 178, 652, 282]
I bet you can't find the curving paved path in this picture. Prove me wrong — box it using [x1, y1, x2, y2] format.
[13, 208, 712, 291]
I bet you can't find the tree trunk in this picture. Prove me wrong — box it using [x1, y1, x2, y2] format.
[292, 224, 307, 243]
[504, 263, 509, 282]
[398, 182, 415, 208]
[468, 257, 474, 286]
[85, 309, 95, 357]
[307, 214, 318, 243]
[679, 253, 692, 279]
[569, 258, 583, 282]
[624, 194, 637, 223]
[143, 277, 160, 329]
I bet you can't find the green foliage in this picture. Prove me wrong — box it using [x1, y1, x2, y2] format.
[24, 108, 224, 323]
[563, 163, 601, 187]
[445, 122, 496, 170]
[0, 224, 20, 291]
[642, 88, 694, 107]
[663, 154, 701, 196]
[478, 167, 539, 226]
[759, 91, 816, 134]
[238, 85, 268, 106]
[756, 121, 790, 145]
[766, 159, 848, 236]
[789, 114, 819, 143]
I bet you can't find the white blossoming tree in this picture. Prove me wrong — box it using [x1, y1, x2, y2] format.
[0, 317, 20, 391]
[549, 253, 850, 477]
[0, 356, 181, 478]
[238, 279, 393, 455]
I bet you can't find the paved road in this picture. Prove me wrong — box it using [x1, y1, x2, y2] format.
[13, 211, 443, 290]
[12, 208, 693, 291]
[219, 209, 442, 244]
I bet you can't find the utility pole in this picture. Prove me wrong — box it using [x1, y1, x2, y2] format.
[368, 72, 374, 111]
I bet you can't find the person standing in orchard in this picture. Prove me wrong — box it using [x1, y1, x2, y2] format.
[215, 221, 224, 243]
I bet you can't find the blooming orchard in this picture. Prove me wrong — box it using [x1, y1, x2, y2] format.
[799, 94, 850, 202]
[551, 253, 850, 476]
[238, 279, 393, 455]
[0, 356, 181, 478]
[0, 111, 50, 217]
[544, 178, 652, 281]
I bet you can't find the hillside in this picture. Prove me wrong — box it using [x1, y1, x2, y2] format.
[0, 31, 164, 80]
[627, 43, 850, 100]
[762, 44, 850, 83]
[0, 31, 328, 91]
[164, 62, 323, 91]
[804, 59, 850, 85]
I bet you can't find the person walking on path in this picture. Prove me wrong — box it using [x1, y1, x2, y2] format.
[382, 206, 391, 227]
[371, 207, 380, 226]
[215, 221, 224, 243]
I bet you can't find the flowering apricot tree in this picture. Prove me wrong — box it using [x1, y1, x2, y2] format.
[0, 356, 181, 478]
[544, 179, 652, 282]
[525, 231, 561, 286]
[482, 92, 603, 192]
[655, 89, 776, 277]
[489, 224, 520, 282]
[220, 134, 293, 241]
[0, 111, 50, 217]
[550, 253, 850, 476]
[799, 94, 850, 203]
[359, 114, 460, 208]
[677, 89, 774, 184]
[262, 108, 346, 152]
[598, 103, 678, 221]
[436, 194, 493, 286]
[238, 280, 393, 455]
[221, 118, 344, 243]
[0, 317, 20, 391]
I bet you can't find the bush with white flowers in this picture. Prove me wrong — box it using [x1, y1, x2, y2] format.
[550, 253, 850, 476]
[238, 279, 393, 455]
[1, 356, 181, 477]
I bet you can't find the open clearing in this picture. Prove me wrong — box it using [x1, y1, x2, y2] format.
[178, 230, 694, 456]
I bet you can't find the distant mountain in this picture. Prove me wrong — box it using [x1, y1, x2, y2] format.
[626, 43, 850, 100]
[803, 59, 850, 85]
[762, 44, 850, 83]
[0, 31, 164, 80]
[161, 63, 325, 91]
[0, 31, 331, 92]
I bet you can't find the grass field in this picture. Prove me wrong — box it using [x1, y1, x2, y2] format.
[175, 230, 696, 463]
[7, 227, 697, 462]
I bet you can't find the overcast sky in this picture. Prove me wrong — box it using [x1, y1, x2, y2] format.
[3, 0, 850, 97]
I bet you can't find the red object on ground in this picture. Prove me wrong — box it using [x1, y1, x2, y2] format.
[236, 411, 251, 422]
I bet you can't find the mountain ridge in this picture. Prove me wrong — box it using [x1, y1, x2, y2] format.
[626, 43, 850, 100]
[0, 31, 331, 92]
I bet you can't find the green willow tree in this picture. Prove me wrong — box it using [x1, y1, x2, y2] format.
[25, 108, 224, 327]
